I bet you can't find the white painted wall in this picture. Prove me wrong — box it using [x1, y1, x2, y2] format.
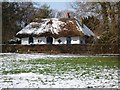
[21, 38, 29, 45]
[34, 37, 46, 44]
[21, 36, 86, 45]
[54, 37, 66, 44]
[54, 36, 82, 44]
[71, 36, 80, 44]
[33, 37, 38, 44]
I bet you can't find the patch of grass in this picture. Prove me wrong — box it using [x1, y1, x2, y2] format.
[2, 69, 32, 74]
[2, 56, 118, 75]
[95, 75, 100, 79]
[28, 56, 118, 67]
[81, 71, 90, 76]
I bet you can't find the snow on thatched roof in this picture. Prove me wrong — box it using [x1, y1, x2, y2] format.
[16, 18, 95, 38]
[33, 18, 65, 35]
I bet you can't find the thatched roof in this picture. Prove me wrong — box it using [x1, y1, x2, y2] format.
[16, 18, 95, 38]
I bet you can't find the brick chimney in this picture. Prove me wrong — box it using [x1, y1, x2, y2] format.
[66, 12, 70, 18]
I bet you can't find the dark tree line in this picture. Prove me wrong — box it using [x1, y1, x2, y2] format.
[99, 2, 120, 44]
[2, 2, 52, 44]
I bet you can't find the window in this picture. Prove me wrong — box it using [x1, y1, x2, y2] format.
[58, 39, 62, 44]
[66, 36, 71, 44]
[80, 40, 83, 44]
[73, 39, 77, 41]
[38, 40, 42, 43]
[29, 36, 33, 44]
[46, 37, 53, 44]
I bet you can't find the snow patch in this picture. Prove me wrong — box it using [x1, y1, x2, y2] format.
[0, 69, 118, 88]
[33, 18, 65, 35]
[16, 18, 95, 37]
[0, 53, 119, 88]
[16, 22, 39, 35]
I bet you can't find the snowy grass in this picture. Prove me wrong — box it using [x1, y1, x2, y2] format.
[0, 53, 119, 88]
[2, 57, 118, 75]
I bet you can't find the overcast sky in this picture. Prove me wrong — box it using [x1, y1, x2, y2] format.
[40, 2, 72, 11]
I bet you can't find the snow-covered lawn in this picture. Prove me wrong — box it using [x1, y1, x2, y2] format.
[0, 53, 119, 89]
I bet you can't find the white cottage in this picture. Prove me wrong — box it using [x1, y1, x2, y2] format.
[16, 18, 95, 45]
